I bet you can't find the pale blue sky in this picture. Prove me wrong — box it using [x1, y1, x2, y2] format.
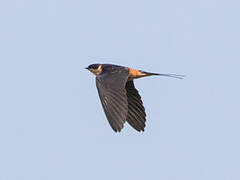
[0, 0, 240, 179]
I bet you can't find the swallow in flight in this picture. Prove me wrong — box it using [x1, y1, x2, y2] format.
[86, 64, 184, 132]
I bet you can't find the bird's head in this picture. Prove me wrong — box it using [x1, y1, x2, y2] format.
[85, 64, 102, 75]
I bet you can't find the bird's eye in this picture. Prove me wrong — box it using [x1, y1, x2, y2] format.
[89, 64, 99, 70]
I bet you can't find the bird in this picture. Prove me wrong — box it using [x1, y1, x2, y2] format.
[86, 63, 184, 132]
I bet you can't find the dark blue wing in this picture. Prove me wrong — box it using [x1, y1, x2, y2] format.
[96, 69, 129, 132]
[125, 81, 146, 132]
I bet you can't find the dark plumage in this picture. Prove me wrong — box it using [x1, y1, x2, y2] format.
[86, 63, 184, 132]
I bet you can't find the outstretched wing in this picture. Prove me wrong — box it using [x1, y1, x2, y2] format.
[96, 70, 129, 132]
[125, 81, 146, 132]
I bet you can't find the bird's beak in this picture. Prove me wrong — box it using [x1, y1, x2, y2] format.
[85, 67, 89, 70]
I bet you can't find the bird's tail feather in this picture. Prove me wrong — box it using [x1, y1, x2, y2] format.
[142, 71, 185, 79]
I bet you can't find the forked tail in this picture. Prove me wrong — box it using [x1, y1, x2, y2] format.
[142, 71, 185, 79]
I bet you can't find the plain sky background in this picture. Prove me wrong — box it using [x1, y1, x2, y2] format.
[0, 0, 240, 179]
